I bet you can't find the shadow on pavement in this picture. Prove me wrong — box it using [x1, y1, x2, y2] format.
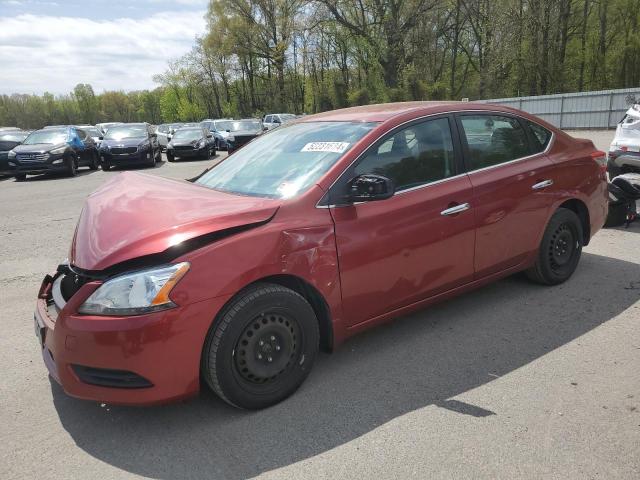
[52, 252, 640, 479]
[15, 169, 98, 182]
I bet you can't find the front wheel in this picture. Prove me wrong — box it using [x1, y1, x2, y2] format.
[166, 152, 175, 162]
[525, 208, 583, 285]
[202, 283, 319, 409]
[66, 156, 77, 177]
[88, 151, 99, 170]
[14, 173, 26, 181]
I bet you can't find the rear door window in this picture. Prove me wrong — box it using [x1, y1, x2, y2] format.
[459, 114, 529, 170]
[353, 117, 456, 192]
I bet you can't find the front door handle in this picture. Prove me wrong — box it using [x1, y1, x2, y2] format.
[532, 179, 553, 190]
[441, 203, 470, 216]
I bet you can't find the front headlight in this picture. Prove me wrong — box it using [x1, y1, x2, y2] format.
[138, 141, 150, 151]
[50, 146, 66, 155]
[227, 136, 235, 142]
[8, 150, 16, 158]
[78, 262, 190, 316]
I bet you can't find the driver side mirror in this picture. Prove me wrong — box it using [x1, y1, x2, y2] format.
[262, 126, 268, 131]
[98, 136, 103, 140]
[348, 174, 395, 202]
[207, 133, 213, 138]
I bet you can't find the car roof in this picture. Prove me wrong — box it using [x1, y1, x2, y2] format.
[297, 101, 527, 123]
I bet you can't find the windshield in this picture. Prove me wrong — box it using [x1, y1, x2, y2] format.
[214, 120, 261, 132]
[279, 114, 296, 122]
[24, 129, 68, 145]
[85, 127, 101, 137]
[172, 129, 202, 141]
[196, 121, 377, 199]
[0, 131, 29, 142]
[104, 125, 147, 140]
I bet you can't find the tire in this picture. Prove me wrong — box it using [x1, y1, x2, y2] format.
[167, 152, 175, 162]
[88, 151, 99, 170]
[202, 283, 319, 410]
[146, 150, 156, 168]
[66, 156, 77, 177]
[14, 173, 26, 181]
[525, 207, 583, 285]
[604, 201, 633, 228]
[102, 161, 111, 171]
[607, 163, 622, 181]
[155, 148, 162, 163]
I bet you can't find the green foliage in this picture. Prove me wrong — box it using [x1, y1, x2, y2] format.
[1, 0, 639, 129]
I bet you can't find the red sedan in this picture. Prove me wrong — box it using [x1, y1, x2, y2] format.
[34, 102, 608, 409]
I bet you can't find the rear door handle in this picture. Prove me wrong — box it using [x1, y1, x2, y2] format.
[532, 179, 553, 190]
[441, 203, 470, 216]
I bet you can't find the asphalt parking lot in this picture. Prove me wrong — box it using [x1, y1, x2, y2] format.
[1, 138, 639, 480]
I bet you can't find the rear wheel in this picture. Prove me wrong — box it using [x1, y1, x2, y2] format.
[155, 148, 162, 163]
[102, 161, 111, 171]
[14, 173, 26, 181]
[167, 152, 175, 162]
[202, 283, 319, 409]
[526, 208, 583, 285]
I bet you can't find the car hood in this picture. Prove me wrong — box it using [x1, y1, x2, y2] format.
[13, 143, 64, 153]
[102, 137, 147, 148]
[172, 138, 201, 146]
[70, 171, 280, 271]
[231, 129, 261, 136]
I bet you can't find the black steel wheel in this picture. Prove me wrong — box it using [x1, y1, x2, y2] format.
[526, 207, 583, 285]
[202, 283, 319, 409]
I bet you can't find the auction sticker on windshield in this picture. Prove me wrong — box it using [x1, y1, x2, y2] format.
[301, 142, 350, 153]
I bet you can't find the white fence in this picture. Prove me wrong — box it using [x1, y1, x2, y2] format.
[479, 88, 640, 129]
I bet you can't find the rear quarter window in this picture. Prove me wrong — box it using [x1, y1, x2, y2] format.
[526, 121, 552, 153]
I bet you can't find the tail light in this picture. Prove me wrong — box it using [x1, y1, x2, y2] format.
[591, 150, 607, 174]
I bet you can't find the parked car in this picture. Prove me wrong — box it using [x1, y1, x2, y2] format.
[7, 126, 99, 180]
[0, 130, 31, 175]
[76, 125, 103, 148]
[202, 119, 234, 150]
[607, 104, 640, 177]
[33, 102, 607, 409]
[166, 126, 215, 162]
[262, 113, 297, 130]
[96, 122, 122, 136]
[218, 118, 263, 152]
[100, 123, 161, 170]
[156, 123, 183, 151]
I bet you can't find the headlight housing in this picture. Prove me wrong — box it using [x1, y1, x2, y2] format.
[78, 262, 190, 316]
[8, 150, 16, 158]
[50, 146, 66, 155]
[138, 141, 150, 152]
[227, 136, 235, 142]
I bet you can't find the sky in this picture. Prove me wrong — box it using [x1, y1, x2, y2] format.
[0, 0, 208, 95]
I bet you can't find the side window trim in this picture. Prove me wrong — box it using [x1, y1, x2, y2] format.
[454, 112, 551, 174]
